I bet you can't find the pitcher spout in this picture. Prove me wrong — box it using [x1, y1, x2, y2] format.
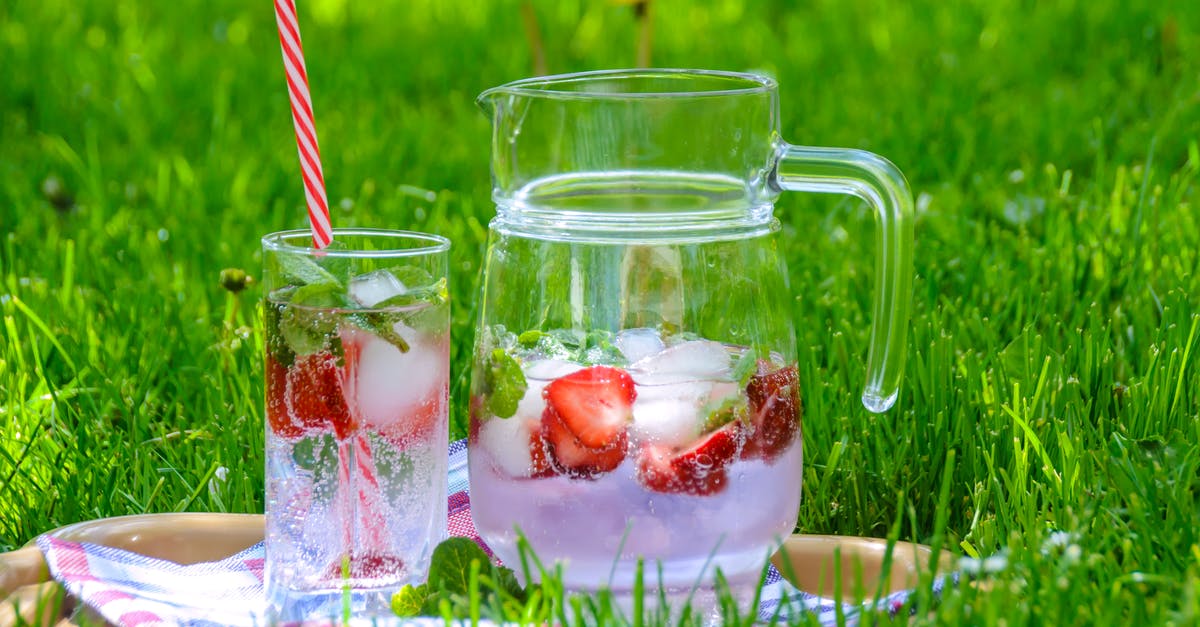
[475, 87, 503, 119]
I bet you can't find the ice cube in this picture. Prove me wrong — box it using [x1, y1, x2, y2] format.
[629, 339, 732, 383]
[477, 415, 541, 478]
[351, 325, 447, 431]
[350, 269, 407, 308]
[514, 382, 549, 423]
[630, 380, 712, 448]
[614, 328, 666, 364]
[524, 359, 585, 382]
[514, 359, 585, 421]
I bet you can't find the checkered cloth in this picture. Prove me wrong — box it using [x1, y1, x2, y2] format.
[36, 439, 938, 626]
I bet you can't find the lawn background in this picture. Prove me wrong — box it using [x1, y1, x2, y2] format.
[2, 0, 1199, 623]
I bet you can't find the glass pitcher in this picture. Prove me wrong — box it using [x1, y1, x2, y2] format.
[467, 69, 913, 604]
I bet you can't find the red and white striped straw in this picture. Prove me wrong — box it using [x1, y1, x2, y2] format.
[273, 0, 333, 249]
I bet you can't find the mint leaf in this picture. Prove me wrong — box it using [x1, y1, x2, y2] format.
[580, 329, 625, 366]
[280, 309, 330, 355]
[391, 584, 430, 618]
[428, 537, 490, 595]
[517, 330, 545, 348]
[732, 347, 759, 388]
[373, 277, 448, 310]
[484, 349, 527, 419]
[292, 433, 339, 474]
[316, 241, 352, 285]
[275, 253, 342, 288]
[703, 394, 750, 432]
[400, 300, 448, 338]
[347, 312, 411, 353]
[547, 328, 585, 351]
[370, 273, 449, 340]
[391, 537, 535, 621]
[523, 331, 572, 360]
[291, 281, 351, 308]
[389, 265, 435, 289]
[264, 301, 296, 367]
[516, 328, 624, 365]
[487, 564, 525, 602]
[278, 283, 350, 356]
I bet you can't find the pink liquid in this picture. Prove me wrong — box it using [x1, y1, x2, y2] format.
[469, 344, 803, 596]
[470, 438, 801, 591]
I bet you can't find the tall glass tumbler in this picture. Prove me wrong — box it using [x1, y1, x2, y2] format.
[262, 229, 450, 623]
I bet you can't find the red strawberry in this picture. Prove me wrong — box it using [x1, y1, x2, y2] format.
[265, 354, 303, 440]
[286, 351, 356, 439]
[740, 363, 801, 461]
[542, 366, 636, 450]
[526, 426, 556, 479]
[539, 366, 635, 478]
[636, 422, 743, 496]
[542, 408, 627, 477]
[467, 394, 485, 445]
[322, 551, 405, 581]
[366, 334, 450, 450]
[378, 386, 447, 450]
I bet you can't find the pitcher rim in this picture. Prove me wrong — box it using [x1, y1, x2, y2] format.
[477, 68, 777, 101]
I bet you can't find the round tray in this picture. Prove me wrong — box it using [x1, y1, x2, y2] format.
[1, 513, 951, 623]
[771, 533, 953, 597]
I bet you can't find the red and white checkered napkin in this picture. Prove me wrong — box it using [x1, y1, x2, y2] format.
[35, 440, 931, 626]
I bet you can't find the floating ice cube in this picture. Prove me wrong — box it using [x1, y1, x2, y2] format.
[350, 270, 407, 308]
[614, 328, 666, 364]
[514, 382, 549, 423]
[629, 339, 732, 384]
[478, 414, 542, 478]
[630, 380, 712, 448]
[514, 359, 585, 421]
[351, 325, 447, 430]
[524, 359, 585, 382]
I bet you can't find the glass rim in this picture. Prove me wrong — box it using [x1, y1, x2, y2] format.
[261, 228, 450, 258]
[479, 68, 777, 101]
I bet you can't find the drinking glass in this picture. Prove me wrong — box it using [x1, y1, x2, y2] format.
[262, 228, 450, 623]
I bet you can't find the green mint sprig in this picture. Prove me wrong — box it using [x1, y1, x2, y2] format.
[731, 347, 760, 388]
[482, 348, 527, 419]
[272, 248, 346, 287]
[391, 537, 524, 618]
[702, 394, 750, 432]
[514, 327, 626, 366]
[268, 254, 445, 358]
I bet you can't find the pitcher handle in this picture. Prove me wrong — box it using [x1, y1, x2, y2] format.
[774, 144, 915, 413]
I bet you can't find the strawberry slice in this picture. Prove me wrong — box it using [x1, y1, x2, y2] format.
[286, 351, 356, 439]
[539, 366, 635, 477]
[636, 422, 743, 496]
[467, 394, 485, 445]
[378, 387, 447, 450]
[542, 407, 627, 477]
[527, 426, 556, 479]
[265, 354, 303, 440]
[740, 363, 801, 461]
[542, 366, 636, 450]
[322, 550, 405, 581]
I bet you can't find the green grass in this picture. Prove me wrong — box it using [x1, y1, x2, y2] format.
[2, 0, 1199, 623]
